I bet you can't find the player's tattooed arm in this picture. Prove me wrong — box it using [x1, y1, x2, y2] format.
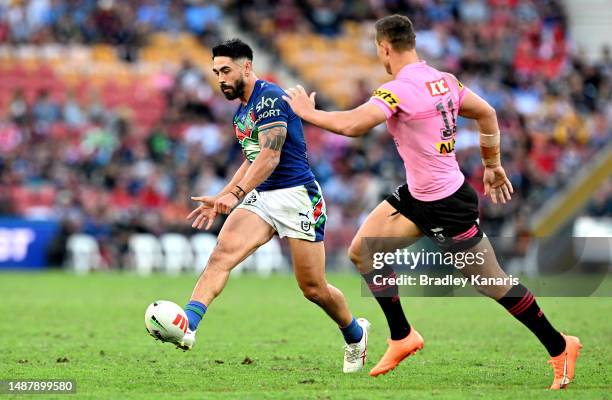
[260, 125, 287, 151]
[200, 126, 287, 215]
[233, 125, 287, 195]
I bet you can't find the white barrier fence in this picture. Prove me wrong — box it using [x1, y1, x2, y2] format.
[65, 233, 288, 275]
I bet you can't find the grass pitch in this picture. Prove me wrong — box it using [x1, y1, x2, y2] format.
[0, 272, 610, 399]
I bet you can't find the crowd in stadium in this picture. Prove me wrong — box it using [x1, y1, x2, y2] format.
[0, 0, 223, 48]
[1, 0, 611, 268]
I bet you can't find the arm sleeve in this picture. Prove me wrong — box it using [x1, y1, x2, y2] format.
[445, 73, 471, 107]
[254, 89, 289, 131]
[367, 81, 402, 119]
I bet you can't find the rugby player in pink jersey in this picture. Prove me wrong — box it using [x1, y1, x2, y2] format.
[283, 14, 580, 389]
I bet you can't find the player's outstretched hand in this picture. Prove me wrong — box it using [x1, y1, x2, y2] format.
[282, 85, 316, 118]
[483, 166, 514, 204]
[214, 193, 239, 215]
[188, 196, 218, 230]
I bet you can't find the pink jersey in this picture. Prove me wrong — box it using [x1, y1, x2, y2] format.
[369, 61, 469, 201]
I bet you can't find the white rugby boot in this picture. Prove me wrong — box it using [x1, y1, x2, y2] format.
[343, 318, 371, 373]
[175, 329, 196, 351]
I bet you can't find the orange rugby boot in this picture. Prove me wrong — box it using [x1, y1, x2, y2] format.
[548, 334, 582, 390]
[369, 328, 424, 377]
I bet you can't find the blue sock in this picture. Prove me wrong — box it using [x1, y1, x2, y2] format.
[340, 317, 363, 344]
[184, 300, 207, 331]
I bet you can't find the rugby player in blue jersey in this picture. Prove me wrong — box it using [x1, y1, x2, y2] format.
[175, 39, 369, 372]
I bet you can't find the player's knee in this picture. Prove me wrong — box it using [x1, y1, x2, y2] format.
[300, 283, 328, 305]
[347, 240, 362, 267]
[348, 243, 372, 275]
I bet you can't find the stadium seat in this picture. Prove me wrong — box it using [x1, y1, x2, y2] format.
[91, 45, 117, 63]
[232, 237, 287, 276]
[160, 233, 195, 274]
[231, 252, 253, 276]
[128, 234, 164, 275]
[573, 217, 612, 264]
[190, 233, 217, 274]
[250, 237, 287, 276]
[190, 234, 285, 276]
[66, 234, 102, 274]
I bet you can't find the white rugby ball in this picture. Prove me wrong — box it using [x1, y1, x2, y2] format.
[145, 300, 188, 342]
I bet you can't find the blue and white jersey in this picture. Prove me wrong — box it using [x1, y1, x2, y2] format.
[232, 80, 315, 191]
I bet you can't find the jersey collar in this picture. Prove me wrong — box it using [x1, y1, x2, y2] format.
[396, 61, 427, 79]
[244, 79, 265, 108]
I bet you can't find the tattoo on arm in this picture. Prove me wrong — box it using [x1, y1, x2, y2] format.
[259, 126, 287, 151]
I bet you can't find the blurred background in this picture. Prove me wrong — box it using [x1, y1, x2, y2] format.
[0, 0, 610, 274]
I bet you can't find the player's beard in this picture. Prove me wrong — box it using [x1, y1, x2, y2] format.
[220, 78, 246, 100]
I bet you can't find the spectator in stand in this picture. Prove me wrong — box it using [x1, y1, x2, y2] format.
[136, 0, 169, 31]
[305, 0, 343, 37]
[32, 89, 61, 128]
[184, 0, 222, 46]
[8, 89, 29, 124]
[63, 90, 86, 127]
[586, 181, 612, 217]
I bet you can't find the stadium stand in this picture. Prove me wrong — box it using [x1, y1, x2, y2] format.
[66, 232, 101, 273]
[0, 0, 610, 270]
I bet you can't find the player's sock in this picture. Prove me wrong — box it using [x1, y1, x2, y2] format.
[184, 300, 207, 331]
[340, 316, 364, 344]
[497, 284, 565, 356]
[361, 266, 411, 340]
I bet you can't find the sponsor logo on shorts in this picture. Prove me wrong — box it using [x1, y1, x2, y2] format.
[243, 192, 258, 205]
[372, 88, 400, 110]
[426, 78, 450, 96]
[301, 221, 312, 232]
[392, 186, 402, 201]
[299, 211, 312, 232]
[431, 227, 446, 243]
[435, 138, 456, 155]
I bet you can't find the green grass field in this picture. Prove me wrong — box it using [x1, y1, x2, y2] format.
[0, 272, 610, 399]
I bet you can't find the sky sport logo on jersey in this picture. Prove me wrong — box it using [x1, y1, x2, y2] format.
[255, 96, 278, 112]
[255, 96, 281, 123]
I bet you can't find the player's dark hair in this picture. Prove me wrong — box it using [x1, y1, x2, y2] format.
[375, 15, 416, 51]
[212, 39, 253, 61]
